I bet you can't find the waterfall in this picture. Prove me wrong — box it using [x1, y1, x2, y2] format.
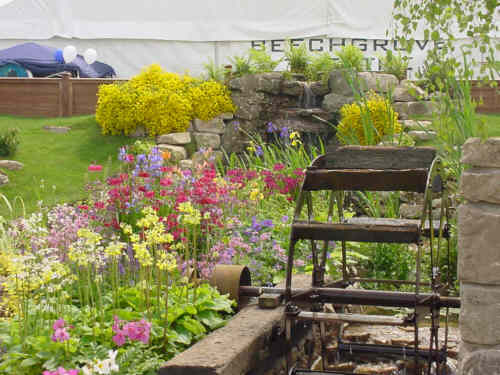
[298, 81, 317, 109]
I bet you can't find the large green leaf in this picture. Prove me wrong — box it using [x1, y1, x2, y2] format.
[178, 316, 206, 336]
[197, 310, 226, 330]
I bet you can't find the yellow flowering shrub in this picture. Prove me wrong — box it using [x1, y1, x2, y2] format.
[337, 92, 401, 145]
[96, 64, 235, 136]
[189, 81, 235, 121]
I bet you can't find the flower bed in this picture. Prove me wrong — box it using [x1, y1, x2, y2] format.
[0, 144, 305, 375]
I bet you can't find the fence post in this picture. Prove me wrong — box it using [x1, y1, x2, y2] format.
[60, 72, 73, 117]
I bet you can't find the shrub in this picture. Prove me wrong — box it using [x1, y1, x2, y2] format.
[337, 92, 401, 145]
[334, 45, 365, 72]
[249, 48, 282, 73]
[189, 80, 235, 121]
[379, 50, 409, 81]
[305, 51, 336, 82]
[284, 40, 311, 74]
[202, 59, 226, 82]
[229, 54, 253, 77]
[0, 128, 19, 157]
[96, 64, 234, 136]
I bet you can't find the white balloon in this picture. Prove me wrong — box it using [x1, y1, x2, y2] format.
[83, 48, 98, 65]
[62, 45, 77, 64]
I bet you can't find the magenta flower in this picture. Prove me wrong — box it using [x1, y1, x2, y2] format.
[88, 164, 103, 172]
[112, 330, 127, 347]
[51, 318, 70, 343]
[43, 366, 79, 375]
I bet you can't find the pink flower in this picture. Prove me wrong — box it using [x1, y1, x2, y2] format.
[42, 367, 79, 375]
[112, 331, 127, 347]
[51, 318, 70, 343]
[88, 164, 103, 172]
[145, 191, 155, 199]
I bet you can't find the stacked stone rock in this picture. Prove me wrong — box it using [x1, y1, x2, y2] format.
[0, 160, 23, 185]
[322, 70, 437, 142]
[156, 113, 233, 169]
[458, 138, 500, 374]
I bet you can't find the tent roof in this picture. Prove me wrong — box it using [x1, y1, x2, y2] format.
[0, 0, 397, 41]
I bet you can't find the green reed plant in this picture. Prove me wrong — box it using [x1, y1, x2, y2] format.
[248, 48, 282, 73]
[284, 40, 311, 74]
[202, 59, 226, 82]
[378, 50, 409, 81]
[306, 51, 336, 82]
[0, 128, 20, 157]
[334, 45, 365, 72]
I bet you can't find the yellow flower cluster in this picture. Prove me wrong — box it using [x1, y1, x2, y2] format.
[96, 64, 235, 136]
[249, 188, 264, 201]
[68, 229, 104, 267]
[130, 207, 175, 267]
[157, 251, 177, 272]
[178, 202, 201, 225]
[337, 92, 401, 145]
[189, 80, 235, 121]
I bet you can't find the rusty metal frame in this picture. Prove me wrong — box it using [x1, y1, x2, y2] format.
[282, 147, 453, 375]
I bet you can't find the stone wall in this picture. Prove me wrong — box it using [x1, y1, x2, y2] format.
[458, 138, 500, 374]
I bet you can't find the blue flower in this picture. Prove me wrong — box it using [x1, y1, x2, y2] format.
[255, 145, 263, 156]
[267, 122, 277, 133]
[280, 127, 290, 139]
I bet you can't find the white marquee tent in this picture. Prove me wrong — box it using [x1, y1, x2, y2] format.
[0, 0, 498, 78]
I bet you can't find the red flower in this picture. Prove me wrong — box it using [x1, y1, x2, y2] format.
[88, 164, 103, 172]
[145, 191, 155, 199]
[160, 178, 172, 186]
[94, 201, 105, 209]
[273, 163, 285, 171]
[78, 205, 89, 210]
[138, 171, 150, 178]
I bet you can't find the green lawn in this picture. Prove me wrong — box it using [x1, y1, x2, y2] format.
[479, 113, 500, 137]
[0, 115, 133, 218]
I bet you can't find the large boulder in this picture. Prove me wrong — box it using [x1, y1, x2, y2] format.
[281, 80, 303, 96]
[229, 72, 283, 95]
[193, 117, 225, 134]
[322, 93, 355, 113]
[328, 69, 355, 97]
[156, 132, 191, 145]
[231, 91, 266, 121]
[156, 145, 187, 161]
[357, 72, 398, 94]
[460, 349, 500, 375]
[393, 80, 427, 102]
[0, 160, 23, 170]
[193, 133, 221, 149]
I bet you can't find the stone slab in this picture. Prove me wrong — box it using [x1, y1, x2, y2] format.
[0, 160, 23, 170]
[357, 72, 398, 93]
[43, 125, 71, 133]
[159, 275, 311, 375]
[460, 283, 500, 345]
[193, 118, 225, 134]
[156, 132, 191, 145]
[156, 144, 187, 162]
[322, 93, 354, 113]
[407, 130, 436, 141]
[460, 349, 500, 375]
[461, 168, 500, 204]
[193, 133, 221, 149]
[462, 137, 500, 168]
[458, 203, 500, 285]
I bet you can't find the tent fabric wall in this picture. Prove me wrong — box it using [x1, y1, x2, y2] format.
[0, 0, 498, 78]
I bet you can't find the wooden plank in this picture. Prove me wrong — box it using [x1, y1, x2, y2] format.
[345, 217, 449, 238]
[291, 221, 420, 243]
[295, 311, 410, 326]
[302, 169, 428, 192]
[310, 146, 436, 170]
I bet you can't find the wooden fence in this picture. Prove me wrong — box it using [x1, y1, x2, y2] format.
[0, 73, 125, 118]
[0, 75, 498, 118]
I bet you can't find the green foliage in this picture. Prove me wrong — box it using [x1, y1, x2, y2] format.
[248, 48, 282, 73]
[392, 0, 499, 80]
[305, 51, 336, 82]
[0, 284, 233, 375]
[334, 45, 365, 72]
[0, 128, 19, 157]
[417, 58, 457, 93]
[129, 139, 156, 156]
[202, 60, 226, 83]
[284, 40, 311, 74]
[378, 50, 409, 81]
[229, 54, 253, 77]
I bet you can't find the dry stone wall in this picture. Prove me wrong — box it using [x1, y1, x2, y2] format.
[458, 138, 500, 375]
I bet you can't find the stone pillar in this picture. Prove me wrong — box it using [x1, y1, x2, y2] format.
[459, 138, 500, 374]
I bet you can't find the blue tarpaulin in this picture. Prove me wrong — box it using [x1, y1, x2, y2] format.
[0, 42, 115, 78]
